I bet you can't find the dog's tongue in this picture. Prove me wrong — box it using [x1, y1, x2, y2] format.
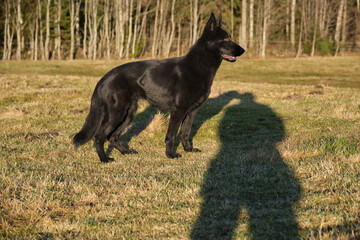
[222, 54, 237, 61]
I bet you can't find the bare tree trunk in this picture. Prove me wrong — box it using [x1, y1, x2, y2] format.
[5, 0, 15, 60]
[6, 0, 15, 60]
[137, 0, 151, 57]
[55, 0, 62, 60]
[296, 0, 304, 58]
[241, 0, 247, 48]
[311, 0, 319, 56]
[256, 2, 262, 55]
[35, 8, 39, 61]
[303, 0, 309, 42]
[286, 0, 290, 39]
[238, 22, 241, 48]
[137, 0, 151, 54]
[88, 0, 92, 59]
[92, 0, 97, 59]
[7, 30, 14, 60]
[7, 31, 15, 60]
[165, 0, 176, 57]
[291, 0, 296, 48]
[193, 0, 198, 44]
[83, 0, 88, 58]
[249, 0, 254, 49]
[16, 0, 22, 60]
[152, 0, 160, 58]
[319, 0, 326, 37]
[87, 0, 97, 59]
[189, 0, 193, 47]
[75, 0, 81, 50]
[261, 0, 269, 58]
[30, 22, 35, 60]
[70, 0, 75, 59]
[158, 0, 168, 55]
[38, 1, 43, 60]
[177, 22, 181, 57]
[115, 0, 120, 56]
[132, 0, 141, 57]
[119, 0, 125, 58]
[163, 6, 169, 55]
[2, 0, 10, 60]
[125, 0, 134, 59]
[98, 14, 104, 59]
[356, 0, 360, 48]
[197, 11, 203, 38]
[231, 0, 234, 36]
[341, 0, 347, 44]
[137, 0, 151, 43]
[45, 0, 50, 60]
[104, 0, 110, 59]
[334, 0, 345, 56]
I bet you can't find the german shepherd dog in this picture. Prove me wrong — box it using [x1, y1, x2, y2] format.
[73, 13, 245, 162]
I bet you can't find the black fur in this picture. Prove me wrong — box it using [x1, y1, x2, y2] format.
[73, 13, 245, 162]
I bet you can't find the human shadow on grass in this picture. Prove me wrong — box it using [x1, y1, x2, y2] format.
[190, 92, 301, 239]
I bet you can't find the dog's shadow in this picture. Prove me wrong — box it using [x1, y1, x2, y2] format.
[190, 91, 301, 239]
[105, 105, 159, 157]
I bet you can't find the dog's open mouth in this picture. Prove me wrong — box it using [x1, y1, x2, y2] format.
[221, 54, 237, 62]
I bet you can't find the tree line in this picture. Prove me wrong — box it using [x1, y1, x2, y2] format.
[1, 0, 360, 60]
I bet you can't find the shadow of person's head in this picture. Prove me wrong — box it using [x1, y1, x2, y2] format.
[217, 91, 285, 146]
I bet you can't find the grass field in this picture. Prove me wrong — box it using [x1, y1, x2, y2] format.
[1, 57, 359, 239]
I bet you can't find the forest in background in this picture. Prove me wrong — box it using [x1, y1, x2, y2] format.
[1, 0, 360, 60]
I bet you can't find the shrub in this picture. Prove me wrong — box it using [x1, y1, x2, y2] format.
[303, 39, 336, 56]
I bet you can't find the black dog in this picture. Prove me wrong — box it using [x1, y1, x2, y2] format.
[73, 13, 245, 162]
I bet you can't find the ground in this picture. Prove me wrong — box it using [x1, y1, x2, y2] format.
[0, 57, 359, 239]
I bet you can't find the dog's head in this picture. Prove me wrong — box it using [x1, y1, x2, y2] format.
[202, 13, 245, 62]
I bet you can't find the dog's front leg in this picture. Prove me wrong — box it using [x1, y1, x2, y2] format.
[180, 109, 201, 153]
[165, 110, 186, 158]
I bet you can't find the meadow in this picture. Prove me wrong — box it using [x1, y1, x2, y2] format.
[0, 56, 359, 239]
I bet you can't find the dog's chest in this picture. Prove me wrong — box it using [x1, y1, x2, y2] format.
[185, 74, 214, 111]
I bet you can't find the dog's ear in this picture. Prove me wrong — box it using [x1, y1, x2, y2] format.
[205, 12, 217, 32]
[217, 13, 222, 27]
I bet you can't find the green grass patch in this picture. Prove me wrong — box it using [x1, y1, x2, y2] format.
[319, 136, 360, 157]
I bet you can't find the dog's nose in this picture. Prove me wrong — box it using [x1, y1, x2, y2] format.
[237, 46, 245, 56]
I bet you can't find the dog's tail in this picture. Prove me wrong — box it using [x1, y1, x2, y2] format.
[73, 101, 103, 148]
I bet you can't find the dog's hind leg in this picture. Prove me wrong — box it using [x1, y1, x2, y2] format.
[94, 133, 111, 163]
[109, 100, 138, 154]
[93, 95, 132, 162]
[180, 109, 201, 153]
[165, 110, 187, 158]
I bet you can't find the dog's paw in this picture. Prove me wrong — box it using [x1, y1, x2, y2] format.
[121, 149, 138, 155]
[100, 157, 115, 163]
[191, 148, 202, 152]
[184, 147, 201, 153]
[166, 152, 182, 159]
